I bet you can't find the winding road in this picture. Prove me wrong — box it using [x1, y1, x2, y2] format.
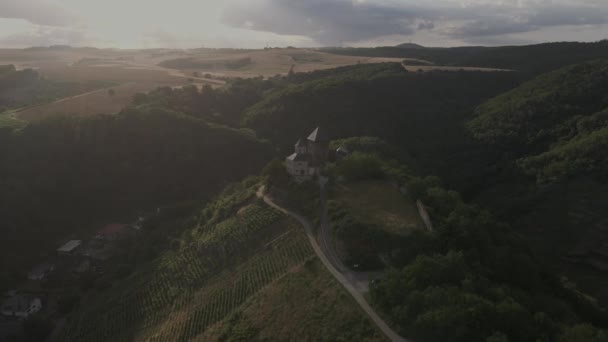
[257, 186, 408, 342]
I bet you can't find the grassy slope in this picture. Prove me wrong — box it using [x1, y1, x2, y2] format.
[0, 110, 26, 129]
[58, 184, 383, 342]
[333, 181, 424, 236]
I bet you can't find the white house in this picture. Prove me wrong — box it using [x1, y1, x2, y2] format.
[57, 240, 82, 255]
[1, 296, 42, 319]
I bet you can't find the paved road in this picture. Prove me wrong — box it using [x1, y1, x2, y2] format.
[257, 187, 408, 342]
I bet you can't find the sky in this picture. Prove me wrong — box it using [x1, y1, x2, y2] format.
[0, 0, 607, 49]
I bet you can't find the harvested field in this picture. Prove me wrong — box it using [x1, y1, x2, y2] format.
[156, 48, 407, 78]
[17, 82, 154, 120]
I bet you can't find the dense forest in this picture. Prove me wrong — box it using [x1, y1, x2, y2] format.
[0, 109, 272, 288]
[316, 151, 608, 341]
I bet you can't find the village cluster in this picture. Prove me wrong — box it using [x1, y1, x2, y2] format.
[0, 214, 151, 339]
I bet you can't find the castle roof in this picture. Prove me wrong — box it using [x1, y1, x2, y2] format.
[307, 127, 328, 142]
[286, 153, 311, 162]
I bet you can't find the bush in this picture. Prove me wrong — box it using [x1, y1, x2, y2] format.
[23, 315, 54, 342]
[334, 152, 385, 181]
[58, 294, 80, 314]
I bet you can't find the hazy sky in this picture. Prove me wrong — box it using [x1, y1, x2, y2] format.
[0, 0, 607, 48]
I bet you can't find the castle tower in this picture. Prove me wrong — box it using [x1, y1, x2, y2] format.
[306, 127, 329, 167]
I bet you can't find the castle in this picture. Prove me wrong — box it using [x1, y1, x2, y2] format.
[285, 127, 329, 182]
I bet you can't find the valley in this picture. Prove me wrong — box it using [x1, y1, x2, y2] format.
[2, 40, 608, 342]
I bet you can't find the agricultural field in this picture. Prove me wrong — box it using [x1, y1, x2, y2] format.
[333, 180, 424, 236]
[0, 47, 405, 122]
[157, 48, 407, 78]
[17, 82, 152, 120]
[56, 195, 379, 342]
[197, 258, 386, 341]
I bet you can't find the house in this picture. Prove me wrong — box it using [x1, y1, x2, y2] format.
[27, 263, 55, 281]
[57, 240, 82, 256]
[95, 223, 129, 241]
[285, 127, 330, 182]
[1, 295, 42, 319]
[336, 146, 350, 158]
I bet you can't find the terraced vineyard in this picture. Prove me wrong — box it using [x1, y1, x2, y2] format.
[57, 202, 314, 342]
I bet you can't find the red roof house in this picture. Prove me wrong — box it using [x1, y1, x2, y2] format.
[96, 223, 129, 241]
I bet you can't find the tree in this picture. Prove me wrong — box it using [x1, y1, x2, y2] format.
[23, 315, 54, 342]
[108, 88, 115, 97]
[559, 324, 608, 342]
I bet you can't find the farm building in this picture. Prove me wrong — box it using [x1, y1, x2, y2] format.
[1, 295, 42, 319]
[285, 127, 330, 182]
[95, 223, 130, 241]
[27, 262, 55, 281]
[57, 240, 82, 256]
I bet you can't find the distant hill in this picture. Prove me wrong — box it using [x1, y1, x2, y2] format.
[322, 41, 608, 74]
[395, 43, 426, 49]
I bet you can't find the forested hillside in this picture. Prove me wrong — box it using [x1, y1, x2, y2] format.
[242, 63, 522, 171]
[0, 109, 273, 288]
[469, 59, 608, 183]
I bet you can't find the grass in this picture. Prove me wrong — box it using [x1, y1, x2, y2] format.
[198, 258, 387, 342]
[0, 110, 26, 129]
[333, 180, 424, 236]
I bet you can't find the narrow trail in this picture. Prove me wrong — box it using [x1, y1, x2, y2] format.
[257, 186, 408, 342]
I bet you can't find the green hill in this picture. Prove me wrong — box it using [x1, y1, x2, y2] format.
[463, 59, 608, 305]
[57, 180, 385, 342]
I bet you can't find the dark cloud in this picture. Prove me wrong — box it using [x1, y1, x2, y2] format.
[418, 21, 435, 31]
[0, 27, 87, 48]
[0, 0, 75, 27]
[222, 0, 433, 45]
[223, 0, 608, 45]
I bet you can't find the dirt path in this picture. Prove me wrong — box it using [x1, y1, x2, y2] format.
[257, 186, 408, 342]
[14, 84, 123, 115]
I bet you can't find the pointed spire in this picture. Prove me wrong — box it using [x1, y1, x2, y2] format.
[307, 127, 328, 142]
